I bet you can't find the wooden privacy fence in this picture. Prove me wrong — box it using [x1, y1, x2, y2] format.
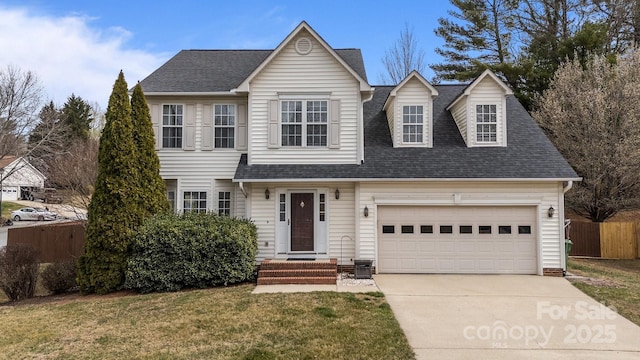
[569, 221, 640, 259]
[7, 221, 86, 263]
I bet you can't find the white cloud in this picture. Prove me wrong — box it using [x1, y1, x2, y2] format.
[0, 6, 167, 109]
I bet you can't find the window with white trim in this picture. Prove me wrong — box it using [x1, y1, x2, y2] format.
[218, 191, 231, 216]
[167, 191, 176, 213]
[476, 104, 497, 142]
[162, 104, 183, 148]
[281, 100, 327, 147]
[214, 104, 235, 148]
[183, 191, 207, 213]
[402, 105, 423, 143]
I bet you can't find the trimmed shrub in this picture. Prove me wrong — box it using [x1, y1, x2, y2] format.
[41, 260, 77, 294]
[125, 212, 257, 293]
[0, 245, 39, 301]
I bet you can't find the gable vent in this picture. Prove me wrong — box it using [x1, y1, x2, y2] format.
[295, 37, 313, 55]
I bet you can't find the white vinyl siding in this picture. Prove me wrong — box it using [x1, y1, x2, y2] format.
[450, 100, 467, 144]
[358, 182, 564, 273]
[386, 100, 395, 140]
[249, 32, 360, 164]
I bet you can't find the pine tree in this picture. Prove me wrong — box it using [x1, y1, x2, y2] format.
[77, 71, 142, 294]
[130, 83, 169, 216]
[62, 94, 93, 141]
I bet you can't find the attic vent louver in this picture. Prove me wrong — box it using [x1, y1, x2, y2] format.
[295, 37, 313, 55]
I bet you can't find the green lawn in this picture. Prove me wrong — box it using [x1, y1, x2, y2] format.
[568, 258, 640, 327]
[1, 201, 22, 219]
[0, 284, 414, 359]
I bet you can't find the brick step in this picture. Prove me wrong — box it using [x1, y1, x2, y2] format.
[259, 268, 337, 278]
[260, 259, 337, 270]
[257, 276, 337, 285]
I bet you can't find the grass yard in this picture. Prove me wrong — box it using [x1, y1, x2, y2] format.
[568, 258, 640, 327]
[1, 201, 22, 219]
[0, 284, 414, 359]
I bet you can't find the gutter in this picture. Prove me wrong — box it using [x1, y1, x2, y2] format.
[238, 182, 248, 198]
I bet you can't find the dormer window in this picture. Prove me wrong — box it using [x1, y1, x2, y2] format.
[402, 105, 424, 143]
[476, 104, 497, 142]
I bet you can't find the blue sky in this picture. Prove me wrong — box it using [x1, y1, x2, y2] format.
[0, 1, 454, 109]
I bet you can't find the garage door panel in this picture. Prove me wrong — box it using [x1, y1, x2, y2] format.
[378, 206, 537, 274]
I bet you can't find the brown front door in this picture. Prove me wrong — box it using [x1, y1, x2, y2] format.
[290, 193, 314, 251]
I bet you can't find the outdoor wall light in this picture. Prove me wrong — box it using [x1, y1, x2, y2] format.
[265, 188, 270, 200]
[548, 206, 555, 218]
[364, 205, 369, 218]
[335, 189, 340, 200]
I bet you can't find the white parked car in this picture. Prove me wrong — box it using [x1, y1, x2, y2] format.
[11, 207, 57, 221]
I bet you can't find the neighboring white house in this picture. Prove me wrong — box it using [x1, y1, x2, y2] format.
[0, 156, 46, 201]
[138, 22, 580, 276]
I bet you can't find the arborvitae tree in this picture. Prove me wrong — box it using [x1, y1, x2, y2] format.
[77, 71, 142, 294]
[130, 83, 169, 216]
[62, 94, 93, 142]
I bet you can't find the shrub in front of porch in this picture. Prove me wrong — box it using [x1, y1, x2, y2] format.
[124, 212, 257, 293]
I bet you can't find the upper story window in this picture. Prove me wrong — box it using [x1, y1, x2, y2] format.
[162, 104, 183, 148]
[402, 105, 423, 143]
[281, 100, 327, 147]
[476, 104, 497, 142]
[214, 104, 235, 148]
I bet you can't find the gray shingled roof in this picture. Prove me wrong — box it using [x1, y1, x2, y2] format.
[139, 49, 367, 92]
[233, 85, 579, 180]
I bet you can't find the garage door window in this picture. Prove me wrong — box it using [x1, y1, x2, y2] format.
[401, 225, 414, 234]
[420, 225, 433, 234]
[499, 226, 512, 234]
[479, 225, 492, 234]
[518, 225, 532, 234]
[459, 225, 473, 234]
[382, 225, 395, 233]
[440, 225, 453, 234]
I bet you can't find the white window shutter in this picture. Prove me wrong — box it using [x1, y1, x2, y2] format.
[268, 100, 280, 148]
[237, 104, 248, 151]
[184, 104, 196, 150]
[202, 104, 213, 150]
[329, 99, 340, 148]
[150, 104, 160, 150]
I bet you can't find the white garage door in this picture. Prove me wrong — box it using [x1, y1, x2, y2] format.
[1, 186, 18, 201]
[378, 206, 537, 274]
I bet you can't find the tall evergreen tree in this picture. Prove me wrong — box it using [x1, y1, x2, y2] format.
[62, 94, 93, 141]
[130, 83, 169, 216]
[77, 71, 142, 294]
[432, 0, 519, 83]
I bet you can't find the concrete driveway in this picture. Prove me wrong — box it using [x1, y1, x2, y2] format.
[376, 275, 640, 360]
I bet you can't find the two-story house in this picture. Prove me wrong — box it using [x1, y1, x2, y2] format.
[139, 22, 579, 279]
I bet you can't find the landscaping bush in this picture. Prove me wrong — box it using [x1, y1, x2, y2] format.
[125, 212, 257, 293]
[41, 260, 77, 294]
[0, 244, 39, 301]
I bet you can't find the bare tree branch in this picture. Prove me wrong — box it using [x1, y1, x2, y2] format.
[379, 23, 426, 84]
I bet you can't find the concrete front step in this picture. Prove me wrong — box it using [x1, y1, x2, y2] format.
[259, 268, 337, 278]
[257, 276, 337, 285]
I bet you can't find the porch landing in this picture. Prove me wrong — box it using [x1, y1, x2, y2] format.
[257, 258, 337, 285]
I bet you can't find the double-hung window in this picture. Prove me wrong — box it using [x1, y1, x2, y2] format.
[218, 191, 231, 216]
[281, 99, 327, 147]
[402, 105, 423, 143]
[183, 191, 207, 213]
[162, 104, 183, 148]
[214, 104, 235, 148]
[476, 104, 497, 142]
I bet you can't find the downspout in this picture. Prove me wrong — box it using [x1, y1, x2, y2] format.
[238, 182, 248, 198]
[563, 180, 573, 193]
[359, 89, 375, 164]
